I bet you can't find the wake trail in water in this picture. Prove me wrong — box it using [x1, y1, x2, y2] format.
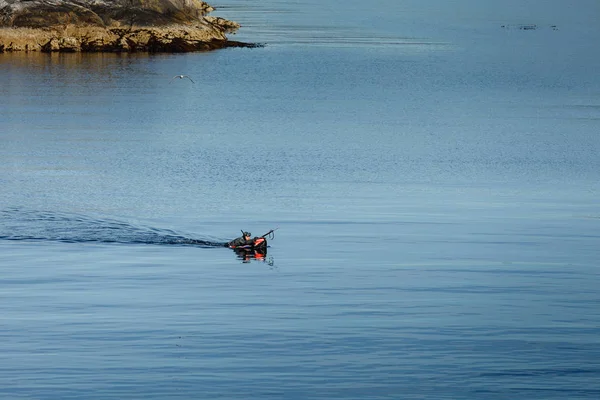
[0, 208, 226, 248]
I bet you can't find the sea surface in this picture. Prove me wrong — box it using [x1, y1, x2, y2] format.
[1, 0, 600, 398]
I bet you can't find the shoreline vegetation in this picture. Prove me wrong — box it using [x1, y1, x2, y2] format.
[0, 0, 260, 53]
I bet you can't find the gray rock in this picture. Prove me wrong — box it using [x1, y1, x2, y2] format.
[0, 0, 215, 28]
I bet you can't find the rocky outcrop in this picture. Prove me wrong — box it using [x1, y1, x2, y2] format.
[0, 0, 259, 52]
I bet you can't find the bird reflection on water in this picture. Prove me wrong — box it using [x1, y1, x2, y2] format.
[169, 75, 195, 83]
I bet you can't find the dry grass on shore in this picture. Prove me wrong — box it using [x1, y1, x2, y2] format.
[0, 26, 100, 51]
[0, 0, 241, 52]
[0, 27, 53, 46]
[0, 24, 225, 52]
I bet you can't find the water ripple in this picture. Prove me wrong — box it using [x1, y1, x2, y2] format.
[0, 208, 225, 247]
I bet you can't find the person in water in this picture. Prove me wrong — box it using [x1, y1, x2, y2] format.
[228, 231, 253, 247]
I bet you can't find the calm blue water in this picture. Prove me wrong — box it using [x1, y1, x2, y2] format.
[1, 1, 600, 398]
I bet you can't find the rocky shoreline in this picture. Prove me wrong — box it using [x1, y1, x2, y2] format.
[0, 0, 259, 53]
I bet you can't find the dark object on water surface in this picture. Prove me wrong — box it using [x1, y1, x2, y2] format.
[227, 231, 269, 262]
[226, 228, 277, 250]
[227, 234, 267, 250]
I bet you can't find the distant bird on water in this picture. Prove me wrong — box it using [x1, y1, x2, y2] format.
[170, 75, 195, 84]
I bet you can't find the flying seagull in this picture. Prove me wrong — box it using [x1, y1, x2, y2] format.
[170, 75, 195, 84]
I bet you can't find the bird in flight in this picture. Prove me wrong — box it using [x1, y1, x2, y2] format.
[170, 75, 195, 84]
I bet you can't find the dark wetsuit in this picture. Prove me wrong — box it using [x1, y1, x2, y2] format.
[228, 236, 252, 247]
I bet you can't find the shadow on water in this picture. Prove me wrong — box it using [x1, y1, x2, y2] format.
[0, 208, 225, 248]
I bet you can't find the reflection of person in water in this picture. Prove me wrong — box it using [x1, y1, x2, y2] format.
[233, 246, 268, 263]
[227, 231, 253, 247]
